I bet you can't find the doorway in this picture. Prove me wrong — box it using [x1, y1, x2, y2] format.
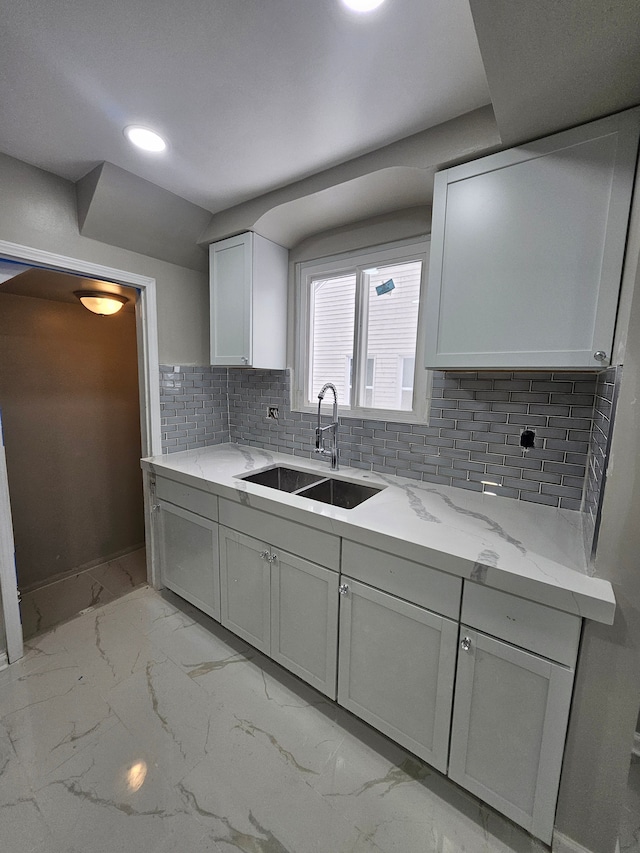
[0, 239, 161, 663]
[1, 269, 147, 637]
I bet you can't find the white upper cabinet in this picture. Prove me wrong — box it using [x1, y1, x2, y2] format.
[425, 109, 640, 370]
[209, 231, 288, 368]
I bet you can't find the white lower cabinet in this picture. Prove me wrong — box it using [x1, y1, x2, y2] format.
[448, 627, 575, 845]
[219, 525, 339, 698]
[158, 500, 220, 621]
[338, 577, 458, 773]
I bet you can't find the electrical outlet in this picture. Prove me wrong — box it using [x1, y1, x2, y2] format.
[520, 428, 536, 449]
[267, 406, 279, 420]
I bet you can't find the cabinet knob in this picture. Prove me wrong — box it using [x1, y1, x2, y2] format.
[268, 553, 277, 563]
[260, 550, 270, 560]
[339, 583, 350, 596]
[461, 636, 472, 652]
[241, 356, 248, 365]
[593, 351, 608, 362]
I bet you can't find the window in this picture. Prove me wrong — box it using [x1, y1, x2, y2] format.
[294, 238, 430, 421]
[399, 356, 415, 410]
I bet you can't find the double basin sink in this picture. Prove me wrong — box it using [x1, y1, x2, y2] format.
[239, 465, 384, 509]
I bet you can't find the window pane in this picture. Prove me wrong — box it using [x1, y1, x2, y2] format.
[364, 262, 422, 410]
[309, 274, 355, 405]
[402, 356, 415, 388]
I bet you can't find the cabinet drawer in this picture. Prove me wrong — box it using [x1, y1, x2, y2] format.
[219, 499, 340, 570]
[342, 540, 461, 620]
[155, 476, 218, 521]
[462, 583, 580, 666]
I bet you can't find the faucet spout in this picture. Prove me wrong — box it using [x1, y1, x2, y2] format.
[315, 382, 339, 470]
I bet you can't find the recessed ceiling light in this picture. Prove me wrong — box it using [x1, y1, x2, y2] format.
[124, 126, 167, 153]
[342, 0, 386, 11]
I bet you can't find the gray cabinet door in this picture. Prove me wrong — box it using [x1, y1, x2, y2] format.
[271, 550, 338, 699]
[449, 627, 574, 845]
[158, 500, 220, 620]
[219, 526, 271, 654]
[338, 577, 458, 772]
[425, 109, 639, 369]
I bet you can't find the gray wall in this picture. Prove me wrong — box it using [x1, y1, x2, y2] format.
[0, 292, 144, 591]
[554, 170, 640, 851]
[0, 587, 5, 658]
[0, 152, 209, 365]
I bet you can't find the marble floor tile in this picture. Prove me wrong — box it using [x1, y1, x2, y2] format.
[178, 732, 381, 853]
[0, 665, 119, 788]
[34, 720, 222, 853]
[1, 586, 637, 853]
[105, 656, 219, 785]
[101, 585, 197, 639]
[0, 629, 72, 688]
[20, 571, 116, 639]
[87, 547, 147, 597]
[18, 548, 147, 641]
[51, 604, 168, 696]
[0, 725, 58, 853]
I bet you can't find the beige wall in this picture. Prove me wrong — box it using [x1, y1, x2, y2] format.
[0, 152, 209, 365]
[0, 292, 144, 591]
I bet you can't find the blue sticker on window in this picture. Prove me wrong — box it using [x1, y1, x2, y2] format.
[375, 278, 395, 296]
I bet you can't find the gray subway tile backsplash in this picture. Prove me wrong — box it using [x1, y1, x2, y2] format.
[159, 365, 607, 510]
[582, 365, 621, 561]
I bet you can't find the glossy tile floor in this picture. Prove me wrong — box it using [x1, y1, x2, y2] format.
[19, 548, 147, 639]
[0, 585, 637, 853]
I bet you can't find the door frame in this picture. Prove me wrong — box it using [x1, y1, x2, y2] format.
[0, 238, 162, 663]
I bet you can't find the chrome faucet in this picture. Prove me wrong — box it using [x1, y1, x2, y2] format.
[315, 382, 339, 470]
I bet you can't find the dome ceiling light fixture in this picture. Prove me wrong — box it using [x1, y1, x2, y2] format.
[123, 125, 167, 153]
[74, 290, 129, 316]
[341, 0, 386, 12]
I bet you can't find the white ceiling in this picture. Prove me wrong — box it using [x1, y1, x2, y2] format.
[469, 0, 640, 146]
[0, 0, 491, 214]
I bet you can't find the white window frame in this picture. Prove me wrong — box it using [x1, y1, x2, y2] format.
[293, 237, 431, 423]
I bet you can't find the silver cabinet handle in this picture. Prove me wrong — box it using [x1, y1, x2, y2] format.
[593, 351, 608, 362]
[339, 583, 349, 596]
[260, 550, 270, 560]
[460, 636, 472, 652]
[241, 356, 249, 365]
[268, 553, 277, 563]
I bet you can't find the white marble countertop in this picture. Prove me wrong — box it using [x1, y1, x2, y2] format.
[141, 443, 615, 624]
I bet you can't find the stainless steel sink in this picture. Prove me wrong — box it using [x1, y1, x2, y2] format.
[240, 466, 323, 492]
[239, 465, 385, 508]
[298, 478, 384, 509]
